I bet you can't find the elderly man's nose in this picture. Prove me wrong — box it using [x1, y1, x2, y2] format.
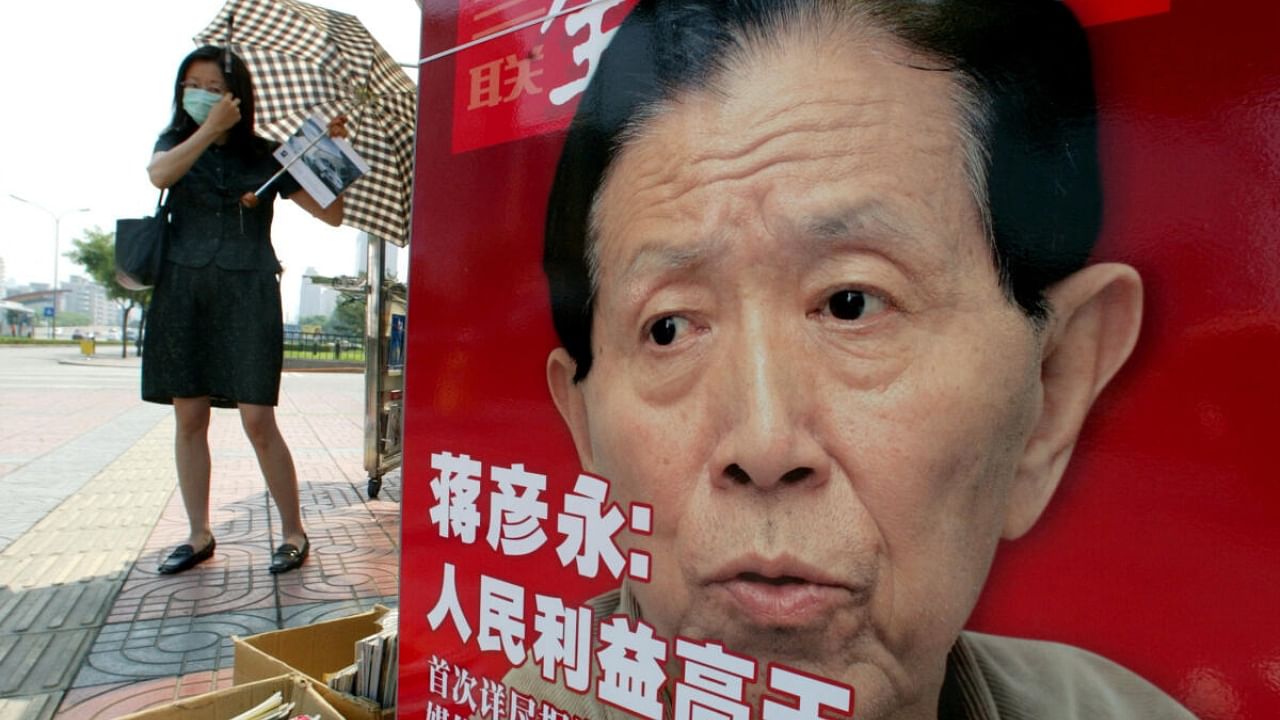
[723, 462, 817, 488]
[713, 338, 826, 490]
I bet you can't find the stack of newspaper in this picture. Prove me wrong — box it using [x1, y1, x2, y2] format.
[227, 691, 318, 720]
[323, 609, 399, 707]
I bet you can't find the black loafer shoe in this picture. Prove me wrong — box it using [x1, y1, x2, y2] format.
[269, 536, 309, 574]
[158, 538, 216, 574]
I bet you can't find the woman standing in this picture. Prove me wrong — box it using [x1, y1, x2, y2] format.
[145, 45, 346, 575]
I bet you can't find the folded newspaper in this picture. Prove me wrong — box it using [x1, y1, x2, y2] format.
[274, 115, 370, 209]
[226, 690, 319, 720]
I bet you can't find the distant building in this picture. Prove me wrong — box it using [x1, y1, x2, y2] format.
[3, 286, 58, 336]
[299, 266, 338, 320]
[63, 275, 118, 326]
[0, 257, 6, 290]
[5, 285, 57, 313]
[355, 232, 399, 279]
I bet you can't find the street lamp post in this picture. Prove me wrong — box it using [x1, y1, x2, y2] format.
[8, 195, 91, 339]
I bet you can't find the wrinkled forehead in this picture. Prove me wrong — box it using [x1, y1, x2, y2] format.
[586, 26, 976, 287]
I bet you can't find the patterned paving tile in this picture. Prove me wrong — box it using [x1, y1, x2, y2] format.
[271, 571, 375, 605]
[0, 421, 177, 708]
[0, 363, 403, 718]
[0, 692, 61, 720]
[0, 583, 117, 636]
[107, 569, 276, 626]
[325, 447, 366, 467]
[0, 552, 134, 593]
[55, 683, 125, 712]
[303, 482, 367, 509]
[71, 611, 277, 688]
[0, 401, 171, 556]
[369, 474, 402, 504]
[55, 669, 233, 719]
[142, 489, 276, 555]
[0, 630, 96, 697]
[279, 596, 399, 629]
[312, 536, 397, 564]
[0, 428, 177, 593]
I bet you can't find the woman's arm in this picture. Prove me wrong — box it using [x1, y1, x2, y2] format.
[290, 191, 344, 227]
[146, 94, 242, 188]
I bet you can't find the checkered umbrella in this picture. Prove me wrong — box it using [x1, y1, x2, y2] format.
[194, 0, 416, 246]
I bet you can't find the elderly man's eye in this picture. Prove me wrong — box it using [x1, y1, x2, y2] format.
[648, 315, 689, 346]
[827, 289, 886, 321]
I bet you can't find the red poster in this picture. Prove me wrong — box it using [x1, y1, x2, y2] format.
[449, 1, 637, 153]
[401, 2, 1279, 718]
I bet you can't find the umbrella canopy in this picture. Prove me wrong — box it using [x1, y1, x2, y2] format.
[194, 0, 416, 246]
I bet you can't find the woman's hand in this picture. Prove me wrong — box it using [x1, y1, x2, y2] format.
[148, 93, 242, 188]
[326, 114, 350, 139]
[206, 94, 242, 134]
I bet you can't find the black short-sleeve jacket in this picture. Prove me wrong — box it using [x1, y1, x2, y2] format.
[154, 131, 303, 272]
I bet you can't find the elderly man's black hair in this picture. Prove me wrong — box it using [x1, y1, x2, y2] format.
[545, 0, 1101, 382]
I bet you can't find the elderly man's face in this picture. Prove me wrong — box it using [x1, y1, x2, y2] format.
[552, 30, 1054, 719]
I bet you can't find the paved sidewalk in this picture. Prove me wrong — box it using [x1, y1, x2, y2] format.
[0, 348, 400, 719]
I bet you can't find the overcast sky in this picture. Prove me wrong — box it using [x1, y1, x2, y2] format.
[0, 0, 422, 321]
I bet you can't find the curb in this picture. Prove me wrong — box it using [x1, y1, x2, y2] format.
[283, 363, 364, 373]
[57, 356, 139, 368]
[56, 356, 363, 373]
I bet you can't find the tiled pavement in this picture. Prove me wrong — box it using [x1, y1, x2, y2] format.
[0, 348, 400, 719]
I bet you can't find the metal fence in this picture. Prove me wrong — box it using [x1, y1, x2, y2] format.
[283, 330, 364, 362]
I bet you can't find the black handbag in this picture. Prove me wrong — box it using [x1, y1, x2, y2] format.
[114, 190, 170, 291]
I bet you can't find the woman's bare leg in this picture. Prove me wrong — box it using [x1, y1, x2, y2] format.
[173, 396, 214, 548]
[238, 403, 307, 547]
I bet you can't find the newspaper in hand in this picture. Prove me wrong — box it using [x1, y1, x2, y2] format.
[274, 115, 370, 209]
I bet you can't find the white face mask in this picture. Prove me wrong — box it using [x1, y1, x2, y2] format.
[182, 87, 222, 125]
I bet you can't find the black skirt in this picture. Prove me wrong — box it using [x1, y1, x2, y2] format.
[142, 261, 284, 408]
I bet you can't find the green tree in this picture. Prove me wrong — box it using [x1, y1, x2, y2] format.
[64, 226, 152, 358]
[328, 294, 366, 335]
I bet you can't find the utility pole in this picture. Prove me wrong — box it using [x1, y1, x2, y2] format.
[8, 195, 91, 339]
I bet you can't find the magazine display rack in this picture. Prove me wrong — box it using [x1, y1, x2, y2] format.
[303, 238, 403, 499]
[361, 234, 405, 499]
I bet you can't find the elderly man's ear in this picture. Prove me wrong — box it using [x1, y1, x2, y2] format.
[1003, 262, 1144, 540]
[547, 348, 594, 470]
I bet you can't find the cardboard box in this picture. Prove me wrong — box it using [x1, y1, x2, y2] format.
[233, 604, 394, 720]
[118, 673, 343, 719]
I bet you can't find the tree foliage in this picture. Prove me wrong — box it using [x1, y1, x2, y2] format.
[64, 227, 147, 304]
[329, 294, 366, 335]
[65, 226, 151, 357]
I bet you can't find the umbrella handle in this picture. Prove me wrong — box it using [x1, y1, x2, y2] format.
[224, 15, 234, 75]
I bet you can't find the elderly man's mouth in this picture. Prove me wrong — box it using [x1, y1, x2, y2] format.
[707, 558, 859, 626]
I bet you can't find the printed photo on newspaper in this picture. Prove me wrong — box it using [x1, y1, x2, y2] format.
[274, 115, 370, 208]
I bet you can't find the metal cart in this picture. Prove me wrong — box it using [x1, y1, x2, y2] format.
[361, 235, 405, 499]
[307, 234, 405, 499]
